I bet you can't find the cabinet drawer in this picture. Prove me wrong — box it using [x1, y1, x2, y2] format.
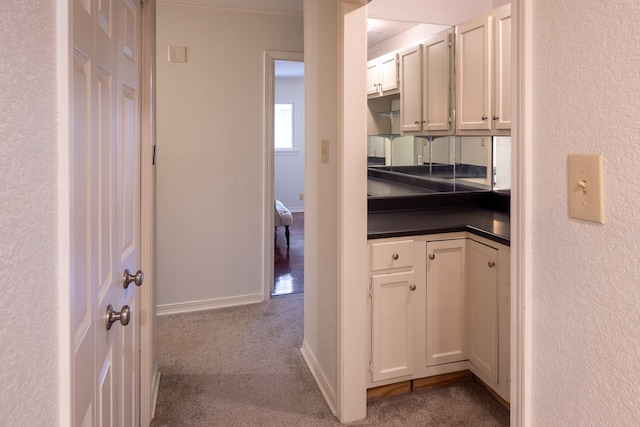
[371, 240, 414, 271]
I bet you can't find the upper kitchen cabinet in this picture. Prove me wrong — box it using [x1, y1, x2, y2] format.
[367, 52, 400, 98]
[399, 29, 454, 135]
[456, 3, 511, 134]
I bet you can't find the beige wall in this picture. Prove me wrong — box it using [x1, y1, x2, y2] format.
[0, 2, 58, 425]
[530, 1, 640, 424]
[155, 3, 303, 309]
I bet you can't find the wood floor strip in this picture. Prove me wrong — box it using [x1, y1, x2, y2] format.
[412, 370, 473, 391]
[366, 381, 412, 400]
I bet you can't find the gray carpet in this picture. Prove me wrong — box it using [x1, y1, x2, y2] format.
[151, 294, 509, 426]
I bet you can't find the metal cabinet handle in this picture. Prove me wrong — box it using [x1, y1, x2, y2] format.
[481, 115, 488, 121]
[124, 269, 144, 288]
[488, 261, 496, 268]
[428, 254, 435, 260]
[392, 253, 399, 260]
[414, 120, 421, 125]
[492, 115, 499, 121]
[409, 284, 416, 291]
[106, 304, 131, 330]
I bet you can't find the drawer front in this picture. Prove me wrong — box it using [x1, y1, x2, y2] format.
[371, 240, 414, 271]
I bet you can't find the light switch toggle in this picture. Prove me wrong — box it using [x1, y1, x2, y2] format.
[578, 180, 587, 194]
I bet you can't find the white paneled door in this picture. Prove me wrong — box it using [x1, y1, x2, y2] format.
[71, 0, 142, 425]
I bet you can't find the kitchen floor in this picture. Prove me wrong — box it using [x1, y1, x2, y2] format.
[273, 211, 304, 296]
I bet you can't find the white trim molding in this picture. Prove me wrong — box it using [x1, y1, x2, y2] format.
[511, 0, 532, 426]
[301, 341, 338, 416]
[156, 293, 264, 316]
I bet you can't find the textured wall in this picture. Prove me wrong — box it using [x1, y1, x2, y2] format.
[531, 1, 640, 424]
[0, 2, 58, 425]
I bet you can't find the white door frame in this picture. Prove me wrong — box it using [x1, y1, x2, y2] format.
[140, 0, 159, 425]
[263, 50, 304, 302]
[511, 0, 532, 425]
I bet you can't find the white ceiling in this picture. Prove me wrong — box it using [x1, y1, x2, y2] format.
[367, 0, 493, 26]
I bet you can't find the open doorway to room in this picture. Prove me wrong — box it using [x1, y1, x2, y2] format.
[271, 59, 305, 296]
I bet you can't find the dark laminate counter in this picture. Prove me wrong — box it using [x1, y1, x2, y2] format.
[367, 191, 510, 246]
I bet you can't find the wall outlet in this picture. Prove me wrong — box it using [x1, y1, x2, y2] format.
[299, 194, 304, 201]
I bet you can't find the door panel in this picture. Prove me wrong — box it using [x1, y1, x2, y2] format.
[71, 0, 141, 425]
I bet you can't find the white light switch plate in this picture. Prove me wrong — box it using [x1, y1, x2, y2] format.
[568, 153, 605, 224]
[168, 46, 187, 63]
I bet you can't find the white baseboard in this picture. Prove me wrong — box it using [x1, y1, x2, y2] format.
[156, 293, 263, 315]
[150, 368, 161, 420]
[300, 340, 337, 416]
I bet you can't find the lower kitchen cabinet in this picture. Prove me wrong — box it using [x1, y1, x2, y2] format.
[368, 233, 510, 403]
[467, 239, 498, 383]
[426, 239, 466, 367]
[370, 271, 415, 382]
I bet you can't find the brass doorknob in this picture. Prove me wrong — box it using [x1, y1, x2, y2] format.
[123, 269, 144, 288]
[106, 304, 131, 330]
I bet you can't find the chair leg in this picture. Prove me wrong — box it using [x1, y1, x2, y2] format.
[285, 225, 290, 247]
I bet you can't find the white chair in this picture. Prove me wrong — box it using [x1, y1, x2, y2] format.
[275, 199, 293, 247]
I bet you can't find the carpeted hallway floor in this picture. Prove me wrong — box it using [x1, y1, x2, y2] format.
[151, 293, 509, 426]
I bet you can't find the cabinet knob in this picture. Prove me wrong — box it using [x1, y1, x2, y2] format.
[392, 253, 399, 260]
[414, 120, 420, 125]
[481, 115, 488, 121]
[492, 115, 499, 121]
[428, 254, 435, 260]
[488, 261, 496, 268]
[409, 284, 416, 291]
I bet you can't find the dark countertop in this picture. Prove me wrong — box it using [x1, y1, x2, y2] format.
[368, 206, 510, 246]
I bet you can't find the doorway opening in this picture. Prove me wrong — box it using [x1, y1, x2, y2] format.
[264, 54, 305, 299]
[272, 60, 305, 296]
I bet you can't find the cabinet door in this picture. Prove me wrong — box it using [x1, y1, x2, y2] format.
[493, 5, 512, 130]
[467, 240, 498, 383]
[367, 60, 380, 96]
[423, 31, 451, 131]
[456, 16, 492, 131]
[371, 271, 415, 382]
[379, 53, 399, 93]
[399, 45, 423, 132]
[426, 240, 466, 366]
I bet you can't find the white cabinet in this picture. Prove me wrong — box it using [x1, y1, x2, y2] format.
[399, 45, 423, 132]
[368, 233, 511, 403]
[466, 240, 498, 383]
[425, 239, 466, 366]
[370, 271, 416, 382]
[399, 30, 453, 134]
[369, 240, 416, 382]
[367, 53, 399, 98]
[467, 236, 510, 402]
[456, 3, 511, 134]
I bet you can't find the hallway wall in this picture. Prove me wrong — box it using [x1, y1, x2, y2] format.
[156, 3, 303, 311]
[0, 2, 58, 425]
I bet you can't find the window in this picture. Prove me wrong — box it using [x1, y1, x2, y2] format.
[274, 101, 296, 152]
